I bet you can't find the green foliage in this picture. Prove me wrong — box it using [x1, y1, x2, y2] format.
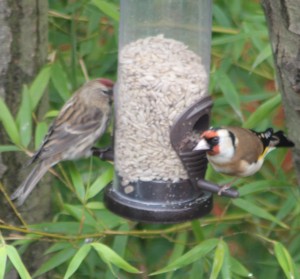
[274, 241, 296, 279]
[0, 97, 21, 145]
[33, 245, 77, 277]
[243, 94, 282, 129]
[0, 0, 298, 278]
[209, 239, 225, 279]
[0, 234, 31, 279]
[29, 66, 52, 111]
[150, 239, 219, 275]
[232, 198, 288, 229]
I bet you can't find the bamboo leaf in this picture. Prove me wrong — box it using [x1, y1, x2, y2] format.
[30, 222, 95, 235]
[230, 257, 253, 277]
[68, 164, 85, 200]
[238, 180, 274, 196]
[213, 4, 231, 27]
[191, 220, 205, 242]
[168, 232, 188, 265]
[16, 85, 32, 147]
[0, 245, 7, 279]
[104, 223, 130, 279]
[29, 66, 51, 111]
[6, 245, 31, 279]
[232, 198, 288, 229]
[209, 239, 225, 279]
[252, 45, 272, 70]
[64, 244, 91, 279]
[0, 145, 21, 152]
[190, 261, 204, 279]
[44, 110, 59, 119]
[217, 73, 243, 121]
[91, 0, 120, 21]
[212, 25, 240, 35]
[86, 201, 105, 209]
[274, 242, 295, 279]
[243, 94, 281, 129]
[34, 122, 48, 150]
[51, 62, 70, 101]
[45, 242, 73, 255]
[165, 232, 188, 279]
[91, 243, 140, 274]
[63, 204, 95, 227]
[33, 247, 76, 278]
[221, 242, 231, 279]
[150, 238, 218, 275]
[86, 167, 113, 199]
[0, 98, 20, 144]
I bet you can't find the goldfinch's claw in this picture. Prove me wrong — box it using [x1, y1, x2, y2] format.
[218, 184, 231, 196]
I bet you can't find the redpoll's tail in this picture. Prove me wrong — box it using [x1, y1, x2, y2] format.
[11, 162, 50, 206]
[270, 131, 295, 148]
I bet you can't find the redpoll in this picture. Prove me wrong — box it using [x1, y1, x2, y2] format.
[11, 78, 114, 205]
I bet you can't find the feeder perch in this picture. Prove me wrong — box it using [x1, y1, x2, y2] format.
[99, 0, 238, 223]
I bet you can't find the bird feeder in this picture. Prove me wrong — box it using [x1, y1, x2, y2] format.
[103, 0, 238, 223]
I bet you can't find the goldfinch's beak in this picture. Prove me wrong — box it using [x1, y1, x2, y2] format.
[193, 138, 210, 151]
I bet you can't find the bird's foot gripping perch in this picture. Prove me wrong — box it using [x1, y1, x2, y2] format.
[92, 146, 114, 161]
[178, 150, 239, 198]
[170, 96, 239, 199]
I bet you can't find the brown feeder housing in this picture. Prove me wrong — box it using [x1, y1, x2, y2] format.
[99, 0, 238, 223]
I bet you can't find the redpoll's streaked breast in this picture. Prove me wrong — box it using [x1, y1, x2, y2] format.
[11, 78, 114, 205]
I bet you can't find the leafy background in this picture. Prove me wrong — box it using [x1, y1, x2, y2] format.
[0, 0, 299, 278]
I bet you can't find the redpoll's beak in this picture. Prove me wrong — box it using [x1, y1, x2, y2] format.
[103, 88, 114, 104]
[104, 88, 113, 96]
[193, 138, 210, 151]
[98, 78, 114, 99]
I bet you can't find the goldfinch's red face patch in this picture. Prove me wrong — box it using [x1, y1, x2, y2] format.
[193, 130, 220, 155]
[201, 130, 218, 139]
[201, 131, 220, 156]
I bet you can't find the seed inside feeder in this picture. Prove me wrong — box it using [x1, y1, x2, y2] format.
[115, 34, 208, 186]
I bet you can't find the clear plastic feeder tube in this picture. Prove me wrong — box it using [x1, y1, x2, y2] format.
[104, 0, 213, 223]
[115, 0, 211, 186]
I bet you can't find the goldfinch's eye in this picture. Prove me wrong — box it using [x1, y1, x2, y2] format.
[208, 137, 219, 145]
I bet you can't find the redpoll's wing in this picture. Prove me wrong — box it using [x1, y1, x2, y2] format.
[11, 161, 51, 206]
[28, 123, 56, 165]
[37, 107, 108, 161]
[27, 96, 79, 165]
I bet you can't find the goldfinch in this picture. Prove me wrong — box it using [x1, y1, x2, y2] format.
[193, 127, 294, 194]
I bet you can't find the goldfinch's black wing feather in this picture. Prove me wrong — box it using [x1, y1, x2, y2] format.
[270, 131, 295, 147]
[250, 128, 294, 148]
[250, 128, 273, 150]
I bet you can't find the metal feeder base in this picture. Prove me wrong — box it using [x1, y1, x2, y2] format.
[104, 180, 213, 223]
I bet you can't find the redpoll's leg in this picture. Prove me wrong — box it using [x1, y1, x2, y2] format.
[91, 146, 114, 161]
